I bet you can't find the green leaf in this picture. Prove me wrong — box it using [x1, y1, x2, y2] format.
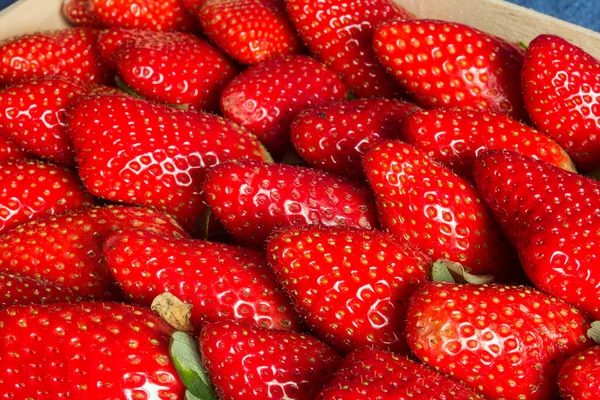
[431, 261, 456, 283]
[114, 76, 144, 99]
[588, 321, 600, 344]
[518, 41, 528, 50]
[431, 260, 494, 284]
[170, 331, 216, 400]
[186, 390, 203, 400]
[194, 207, 213, 241]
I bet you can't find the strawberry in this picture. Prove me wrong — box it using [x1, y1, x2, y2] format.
[286, 0, 410, 98]
[403, 109, 576, 179]
[200, 320, 342, 399]
[474, 150, 600, 320]
[317, 347, 483, 399]
[196, 0, 303, 65]
[522, 34, 600, 173]
[104, 229, 300, 332]
[267, 225, 429, 352]
[405, 282, 592, 400]
[0, 28, 108, 86]
[373, 20, 527, 120]
[0, 272, 78, 308]
[0, 160, 93, 235]
[0, 136, 29, 162]
[89, 0, 196, 32]
[363, 141, 518, 278]
[0, 205, 187, 300]
[221, 55, 348, 157]
[203, 160, 378, 248]
[559, 345, 600, 399]
[67, 94, 270, 230]
[62, 0, 101, 27]
[98, 29, 237, 110]
[0, 302, 185, 398]
[291, 98, 421, 180]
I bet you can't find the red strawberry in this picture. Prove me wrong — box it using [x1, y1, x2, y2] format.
[291, 98, 421, 179]
[67, 95, 270, 230]
[200, 320, 342, 399]
[0, 302, 185, 399]
[403, 109, 576, 179]
[286, 0, 410, 98]
[373, 20, 527, 120]
[0, 272, 78, 308]
[89, 0, 196, 32]
[522, 34, 600, 173]
[62, 0, 101, 27]
[203, 160, 378, 248]
[559, 345, 600, 399]
[474, 150, 600, 320]
[0, 160, 93, 235]
[221, 55, 347, 157]
[0, 136, 29, 162]
[318, 347, 483, 399]
[0, 205, 187, 300]
[196, 0, 303, 65]
[405, 282, 592, 400]
[267, 225, 429, 352]
[0, 28, 108, 86]
[98, 29, 237, 110]
[364, 141, 518, 278]
[104, 229, 299, 332]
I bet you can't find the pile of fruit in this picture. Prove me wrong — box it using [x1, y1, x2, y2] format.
[1, 0, 600, 398]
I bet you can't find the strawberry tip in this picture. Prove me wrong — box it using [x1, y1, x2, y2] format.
[431, 259, 495, 284]
[169, 331, 217, 400]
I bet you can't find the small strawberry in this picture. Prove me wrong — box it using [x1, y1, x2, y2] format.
[62, 0, 101, 27]
[0, 136, 29, 162]
[67, 94, 270, 230]
[0, 272, 78, 308]
[0, 28, 108, 86]
[286, 0, 410, 98]
[221, 55, 348, 157]
[0, 302, 185, 399]
[267, 225, 429, 352]
[196, 0, 303, 65]
[403, 109, 576, 179]
[559, 345, 600, 400]
[373, 20, 527, 120]
[203, 160, 378, 248]
[364, 141, 518, 278]
[291, 98, 421, 180]
[405, 282, 592, 400]
[317, 347, 483, 399]
[522, 34, 600, 173]
[104, 229, 300, 332]
[200, 320, 342, 399]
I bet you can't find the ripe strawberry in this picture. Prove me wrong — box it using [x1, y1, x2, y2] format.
[104, 229, 299, 332]
[405, 282, 592, 400]
[363, 141, 518, 278]
[0, 136, 29, 162]
[286, 0, 410, 98]
[317, 347, 483, 399]
[200, 320, 342, 399]
[403, 109, 576, 179]
[98, 29, 237, 110]
[0, 160, 93, 235]
[89, 0, 196, 32]
[203, 160, 378, 248]
[291, 98, 421, 180]
[373, 20, 527, 120]
[559, 345, 600, 400]
[196, 0, 303, 65]
[67, 94, 270, 230]
[0, 302, 185, 399]
[221, 55, 348, 157]
[0, 272, 78, 308]
[0, 205, 187, 300]
[0, 28, 108, 86]
[522, 34, 600, 173]
[62, 0, 101, 27]
[267, 225, 429, 352]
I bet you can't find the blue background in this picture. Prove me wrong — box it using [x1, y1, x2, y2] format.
[0, 0, 598, 31]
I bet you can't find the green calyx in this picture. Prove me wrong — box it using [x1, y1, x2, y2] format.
[431, 259, 494, 284]
[170, 331, 216, 400]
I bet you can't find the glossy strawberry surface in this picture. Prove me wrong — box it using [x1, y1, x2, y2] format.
[559, 345, 600, 400]
[0, 136, 29, 162]
[0, 272, 78, 308]
[62, 0, 102, 27]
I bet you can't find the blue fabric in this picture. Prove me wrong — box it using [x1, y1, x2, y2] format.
[0, 0, 17, 12]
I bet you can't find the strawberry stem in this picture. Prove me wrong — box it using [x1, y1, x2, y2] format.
[152, 293, 194, 332]
[170, 331, 217, 400]
[431, 260, 494, 284]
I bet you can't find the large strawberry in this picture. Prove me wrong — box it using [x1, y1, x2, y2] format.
[291, 98, 421, 180]
[67, 94, 270, 230]
[559, 345, 600, 400]
[221, 55, 347, 157]
[200, 320, 342, 399]
[403, 109, 576, 179]
[286, 0, 411, 98]
[522, 34, 600, 172]
[405, 282, 592, 400]
[364, 141, 518, 278]
[0, 272, 78, 308]
[203, 160, 378, 248]
[373, 20, 527, 120]
[267, 225, 429, 352]
[0, 28, 108, 86]
[0, 302, 185, 398]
